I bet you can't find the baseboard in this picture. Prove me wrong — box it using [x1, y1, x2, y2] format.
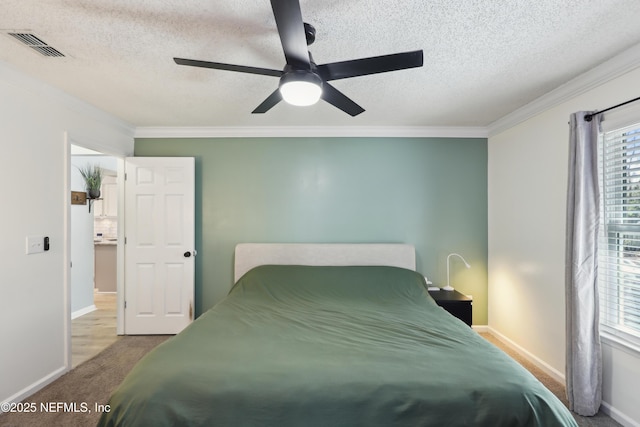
[472, 325, 489, 333]
[71, 304, 96, 320]
[487, 327, 565, 384]
[601, 401, 640, 427]
[0, 366, 67, 412]
[487, 328, 639, 425]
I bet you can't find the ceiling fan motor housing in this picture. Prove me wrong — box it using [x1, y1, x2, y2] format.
[304, 22, 316, 45]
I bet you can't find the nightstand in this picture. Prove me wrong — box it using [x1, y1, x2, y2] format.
[428, 289, 472, 326]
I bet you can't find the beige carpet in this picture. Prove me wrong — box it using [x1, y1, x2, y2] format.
[480, 333, 620, 427]
[0, 335, 171, 427]
[0, 333, 621, 427]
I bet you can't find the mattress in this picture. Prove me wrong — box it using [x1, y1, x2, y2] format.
[98, 265, 577, 426]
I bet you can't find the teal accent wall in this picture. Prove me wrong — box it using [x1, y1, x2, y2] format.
[135, 137, 488, 324]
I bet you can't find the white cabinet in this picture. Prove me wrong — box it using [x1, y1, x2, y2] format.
[103, 177, 118, 217]
[94, 175, 117, 217]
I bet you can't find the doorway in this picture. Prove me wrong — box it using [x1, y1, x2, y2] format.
[69, 144, 120, 367]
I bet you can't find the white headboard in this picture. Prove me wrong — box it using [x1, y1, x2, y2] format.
[234, 243, 416, 283]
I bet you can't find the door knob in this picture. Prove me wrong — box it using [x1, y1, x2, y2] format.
[184, 251, 191, 258]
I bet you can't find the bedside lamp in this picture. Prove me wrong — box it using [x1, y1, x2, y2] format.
[442, 253, 470, 291]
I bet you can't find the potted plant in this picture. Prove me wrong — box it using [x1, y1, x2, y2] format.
[78, 164, 103, 199]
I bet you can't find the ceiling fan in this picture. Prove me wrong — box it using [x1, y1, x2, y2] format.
[174, 0, 423, 116]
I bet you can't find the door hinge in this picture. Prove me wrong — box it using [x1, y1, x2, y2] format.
[124, 301, 127, 309]
[124, 173, 127, 181]
[189, 302, 193, 320]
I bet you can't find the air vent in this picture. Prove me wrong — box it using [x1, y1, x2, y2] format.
[7, 32, 65, 57]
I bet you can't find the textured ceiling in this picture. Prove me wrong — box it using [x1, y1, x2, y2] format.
[2, 0, 640, 129]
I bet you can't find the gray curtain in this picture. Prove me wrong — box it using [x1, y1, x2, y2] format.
[565, 111, 602, 416]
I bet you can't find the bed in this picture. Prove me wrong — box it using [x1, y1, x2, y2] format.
[98, 243, 577, 427]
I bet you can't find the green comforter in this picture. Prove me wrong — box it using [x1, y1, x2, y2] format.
[99, 265, 577, 426]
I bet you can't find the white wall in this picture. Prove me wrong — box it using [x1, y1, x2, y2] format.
[69, 154, 118, 315]
[488, 65, 640, 426]
[0, 60, 133, 405]
[70, 155, 96, 315]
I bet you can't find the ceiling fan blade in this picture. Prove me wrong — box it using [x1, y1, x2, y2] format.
[174, 58, 282, 77]
[252, 89, 283, 114]
[321, 83, 365, 117]
[316, 50, 423, 81]
[270, 0, 310, 70]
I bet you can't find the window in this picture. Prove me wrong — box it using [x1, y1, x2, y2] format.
[599, 121, 640, 348]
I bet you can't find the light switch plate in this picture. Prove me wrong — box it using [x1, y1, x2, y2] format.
[26, 236, 45, 254]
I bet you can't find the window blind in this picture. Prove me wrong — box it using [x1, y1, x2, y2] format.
[599, 121, 640, 345]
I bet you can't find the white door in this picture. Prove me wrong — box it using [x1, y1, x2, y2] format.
[124, 157, 195, 334]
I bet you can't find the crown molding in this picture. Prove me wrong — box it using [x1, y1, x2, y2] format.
[0, 59, 135, 138]
[487, 42, 640, 137]
[134, 125, 488, 139]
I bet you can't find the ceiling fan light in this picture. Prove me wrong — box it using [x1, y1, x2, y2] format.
[279, 72, 322, 106]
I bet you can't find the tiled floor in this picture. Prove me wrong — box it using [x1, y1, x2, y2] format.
[71, 292, 119, 368]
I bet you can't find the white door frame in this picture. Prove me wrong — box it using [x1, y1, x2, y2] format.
[115, 158, 126, 335]
[63, 131, 130, 370]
